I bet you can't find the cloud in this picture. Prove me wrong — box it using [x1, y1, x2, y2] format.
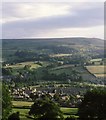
[2, 3, 71, 23]
[49, 25, 104, 39]
[3, 0, 105, 2]
[2, 2, 104, 39]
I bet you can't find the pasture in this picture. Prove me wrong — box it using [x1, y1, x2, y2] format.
[50, 54, 72, 57]
[12, 101, 33, 107]
[86, 65, 105, 78]
[4, 61, 41, 69]
[50, 65, 97, 82]
[12, 101, 78, 119]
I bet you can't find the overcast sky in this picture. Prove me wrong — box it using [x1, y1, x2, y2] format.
[2, 1, 104, 39]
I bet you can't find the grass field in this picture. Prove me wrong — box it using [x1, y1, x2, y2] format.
[50, 64, 82, 75]
[12, 107, 78, 119]
[50, 54, 72, 57]
[12, 108, 30, 119]
[3, 61, 50, 76]
[50, 65, 97, 82]
[61, 107, 78, 115]
[4, 61, 41, 69]
[95, 74, 106, 77]
[90, 58, 102, 62]
[12, 101, 33, 107]
[86, 65, 105, 78]
[51, 67, 73, 75]
[12, 101, 78, 119]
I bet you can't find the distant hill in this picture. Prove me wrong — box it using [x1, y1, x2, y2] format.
[43, 37, 104, 46]
[2, 37, 104, 63]
[2, 37, 104, 45]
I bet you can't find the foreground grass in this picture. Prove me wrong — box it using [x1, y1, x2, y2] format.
[61, 107, 78, 115]
[12, 101, 78, 119]
[13, 107, 78, 119]
[12, 108, 31, 120]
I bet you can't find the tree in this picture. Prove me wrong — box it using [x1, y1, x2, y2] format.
[65, 116, 77, 120]
[24, 65, 31, 70]
[2, 68, 13, 75]
[29, 99, 63, 119]
[8, 112, 20, 120]
[2, 84, 12, 120]
[30, 93, 39, 101]
[78, 88, 106, 120]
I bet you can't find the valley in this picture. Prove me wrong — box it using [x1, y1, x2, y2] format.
[1, 37, 105, 120]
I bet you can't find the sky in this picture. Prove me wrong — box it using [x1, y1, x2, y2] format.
[1, 1, 104, 39]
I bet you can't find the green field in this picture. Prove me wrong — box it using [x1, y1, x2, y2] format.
[12, 107, 78, 119]
[50, 65, 97, 82]
[12, 101, 78, 119]
[3, 61, 50, 77]
[4, 61, 99, 82]
[50, 54, 72, 57]
[12, 108, 31, 119]
[12, 101, 33, 107]
[4, 61, 41, 69]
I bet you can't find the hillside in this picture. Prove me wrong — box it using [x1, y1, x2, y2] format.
[2, 37, 104, 63]
[2, 37, 105, 84]
[50, 65, 97, 83]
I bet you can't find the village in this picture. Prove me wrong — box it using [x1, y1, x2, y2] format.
[11, 84, 84, 108]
